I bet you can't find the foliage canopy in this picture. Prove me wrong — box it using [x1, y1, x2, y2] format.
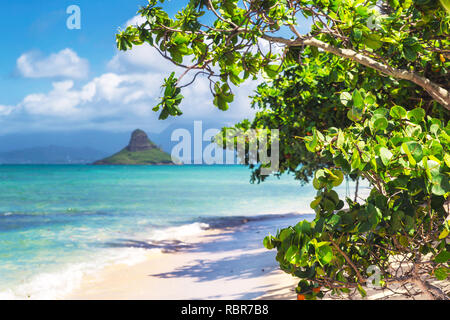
[117, 0, 450, 299]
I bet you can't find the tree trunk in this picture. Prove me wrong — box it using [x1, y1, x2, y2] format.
[354, 177, 359, 203]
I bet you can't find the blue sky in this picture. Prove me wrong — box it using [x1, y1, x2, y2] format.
[0, 1, 310, 141]
[0, 1, 144, 103]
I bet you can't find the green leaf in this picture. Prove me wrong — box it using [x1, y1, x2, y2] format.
[440, 0, 450, 13]
[285, 246, 299, 263]
[331, 170, 344, 187]
[305, 130, 319, 153]
[403, 46, 417, 61]
[351, 148, 361, 170]
[398, 235, 409, 247]
[214, 94, 230, 111]
[373, 108, 389, 117]
[310, 196, 322, 210]
[439, 229, 449, 240]
[336, 130, 345, 148]
[379, 147, 393, 166]
[407, 108, 425, 124]
[173, 33, 190, 45]
[316, 244, 333, 266]
[402, 142, 423, 165]
[390, 106, 407, 119]
[325, 189, 340, 205]
[312, 177, 323, 190]
[322, 198, 336, 212]
[353, 28, 363, 41]
[357, 284, 367, 298]
[431, 174, 449, 196]
[364, 94, 376, 106]
[373, 116, 388, 132]
[352, 89, 364, 108]
[279, 228, 294, 242]
[295, 220, 312, 235]
[363, 34, 383, 50]
[347, 108, 363, 122]
[328, 214, 341, 228]
[428, 140, 443, 156]
[444, 153, 450, 168]
[263, 236, 275, 249]
[435, 250, 450, 264]
[434, 267, 449, 280]
[263, 64, 281, 79]
[340, 92, 352, 106]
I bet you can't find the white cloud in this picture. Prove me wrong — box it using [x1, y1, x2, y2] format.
[105, 15, 257, 122]
[125, 15, 147, 27]
[19, 72, 160, 119]
[108, 44, 175, 74]
[0, 105, 15, 116]
[22, 80, 86, 117]
[17, 48, 89, 79]
[0, 16, 259, 133]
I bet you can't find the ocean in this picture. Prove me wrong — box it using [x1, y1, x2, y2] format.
[0, 165, 361, 299]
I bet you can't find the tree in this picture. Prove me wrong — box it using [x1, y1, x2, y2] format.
[264, 102, 450, 300]
[222, 47, 448, 185]
[117, 0, 450, 299]
[117, 0, 449, 116]
[228, 50, 450, 299]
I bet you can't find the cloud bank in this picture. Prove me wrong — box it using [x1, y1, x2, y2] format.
[17, 48, 89, 79]
[1, 17, 258, 134]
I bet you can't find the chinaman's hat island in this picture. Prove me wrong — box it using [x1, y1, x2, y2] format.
[93, 129, 175, 165]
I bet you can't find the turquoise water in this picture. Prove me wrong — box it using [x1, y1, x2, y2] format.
[0, 165, 358, 299]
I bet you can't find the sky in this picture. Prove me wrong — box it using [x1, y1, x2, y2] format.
[0, 1, 311, 149]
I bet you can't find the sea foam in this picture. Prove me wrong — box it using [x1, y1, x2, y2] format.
[0, 222, 210, 300]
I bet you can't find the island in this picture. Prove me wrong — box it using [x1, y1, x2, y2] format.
[93, 129, 174, 165]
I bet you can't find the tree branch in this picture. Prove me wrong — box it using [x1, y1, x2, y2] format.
[329, 237, 366, 284]
[262, 35, 450, 110]
[413, 260, 449, 300]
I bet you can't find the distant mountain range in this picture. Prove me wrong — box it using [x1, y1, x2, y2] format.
[0, 146, 108, 164]
[0, 120, 237, 164]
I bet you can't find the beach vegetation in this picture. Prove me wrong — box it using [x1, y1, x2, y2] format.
[117, 0, 449, 299]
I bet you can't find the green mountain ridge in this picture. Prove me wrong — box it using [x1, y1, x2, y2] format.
[94, 129, 174, 165]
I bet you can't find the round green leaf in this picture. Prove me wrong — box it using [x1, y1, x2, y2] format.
[390, 105, 407, 119]
[407, 108, 425, 124]
[373, 116, 388, 132]
[379, 147, 393, 166]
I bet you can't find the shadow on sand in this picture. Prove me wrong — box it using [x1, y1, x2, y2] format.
[103, 239, 193, 253]
[100, 214, 305, 299]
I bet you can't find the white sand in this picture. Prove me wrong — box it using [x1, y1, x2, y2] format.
[65, 214, 307, 300]
[64, 212, 449, 300]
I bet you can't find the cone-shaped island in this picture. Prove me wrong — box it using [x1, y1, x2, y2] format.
[94, 129, 174, 165]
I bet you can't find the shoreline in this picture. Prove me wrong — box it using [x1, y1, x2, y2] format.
[64, 213, 312, 300]
[4, 209, 446, 300]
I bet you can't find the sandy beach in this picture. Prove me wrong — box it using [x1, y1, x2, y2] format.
[65, 213, 309, 300]
[62, 210, 450, 301]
